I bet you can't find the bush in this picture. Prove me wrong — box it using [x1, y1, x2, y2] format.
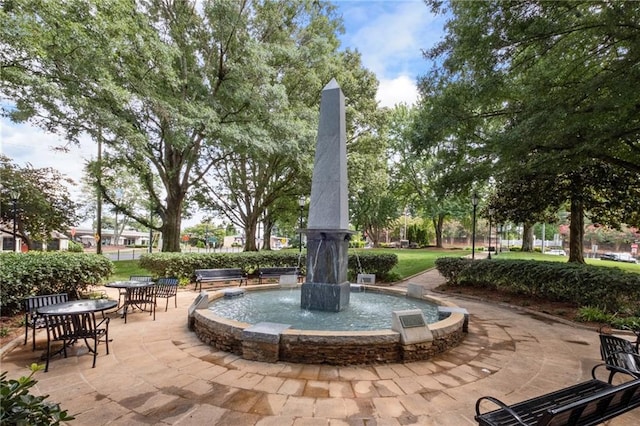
[67, 241, 84, 252]
[435, 257, 640, 315]
[139, 251, 399, 283]
[0, 364, 74, 425]
[0, 252, 114, 316]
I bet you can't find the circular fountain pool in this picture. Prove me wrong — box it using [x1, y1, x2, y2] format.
[189, 284, 467, 365]
[209, 288, 441, 331]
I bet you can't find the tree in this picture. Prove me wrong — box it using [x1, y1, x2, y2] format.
[0, 155, 78, 249]
[1, 0, 357, 252]
[415, 1, 640, 262]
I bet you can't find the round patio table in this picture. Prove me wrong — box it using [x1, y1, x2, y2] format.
[37, 298, 117, 315]
[105, 281, 156, 323]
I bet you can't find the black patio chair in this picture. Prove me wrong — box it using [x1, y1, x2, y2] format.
[43, 311, 110, 372]
[155, 277, 179, 311]
[124, 285, 156, 323]
[124, 275, 153, 306]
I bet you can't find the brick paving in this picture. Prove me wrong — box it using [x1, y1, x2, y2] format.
[2, 270, 639, 425]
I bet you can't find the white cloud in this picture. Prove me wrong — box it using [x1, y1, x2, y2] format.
[377, 75, 419, 107]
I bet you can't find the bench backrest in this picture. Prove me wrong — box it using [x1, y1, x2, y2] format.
[600, 334, 639, 372]
[25, 293, 69, 313]
[259, 267, 299, 275]
[540, 378, 640, 426]
[195, 268, 244, 279]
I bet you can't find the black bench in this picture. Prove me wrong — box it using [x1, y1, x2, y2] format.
[475, 364, 640, 426]
[24, 293, 69, 351]
[599, 333, 640, 382]
[194, 268, 247, 291]
[257, 267, 301, 284]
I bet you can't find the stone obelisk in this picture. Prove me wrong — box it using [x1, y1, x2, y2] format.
[300, 78, 354, 312]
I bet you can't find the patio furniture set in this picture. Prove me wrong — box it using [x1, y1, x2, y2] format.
[23, 276, 178, 371]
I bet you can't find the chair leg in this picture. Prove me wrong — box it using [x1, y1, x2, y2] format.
[32, 324, 37, 351]
[174, 295, 177, 309]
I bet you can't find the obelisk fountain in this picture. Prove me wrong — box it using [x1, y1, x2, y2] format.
[300, 78, 354, 312]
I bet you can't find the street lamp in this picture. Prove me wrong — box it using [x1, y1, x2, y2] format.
[487, 208, 494, 259]
[9, 189, 19, 252]
[471, 193, 478, 260]
[298, 195, 305, 253]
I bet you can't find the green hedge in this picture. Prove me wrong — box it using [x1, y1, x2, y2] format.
[139, 251, 398, 283]
[435, 257, 640, 314]
[0, 252, 114, 316]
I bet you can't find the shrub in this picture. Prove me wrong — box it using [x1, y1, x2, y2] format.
[139, 251, 399, 283]
[0, 252, 114, 316]
[0, 364, 75, 425]
[435, 257, 640, 315]
[67, 241, 84, 252]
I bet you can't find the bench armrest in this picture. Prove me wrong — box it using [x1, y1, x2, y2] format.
[475, 396, 527, 425]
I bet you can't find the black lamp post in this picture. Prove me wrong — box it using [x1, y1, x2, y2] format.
[9, 189, 19, 252]
[487, 208, 494, 259]
[298, 195, 305, 253]
[471, 192, 478, 260]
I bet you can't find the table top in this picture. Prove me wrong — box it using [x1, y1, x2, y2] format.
[37, 299, 118, 315]
[105, 280, 155, 289]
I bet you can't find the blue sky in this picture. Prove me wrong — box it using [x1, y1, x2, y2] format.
[1, 0, 445, 224]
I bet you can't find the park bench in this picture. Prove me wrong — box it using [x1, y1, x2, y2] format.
[599, 332, 640, 383]
[194, 268, 247, 291]
[24, 293, 69, 351]
[257, 266, 301, 284]
[474, 364, 640, 426]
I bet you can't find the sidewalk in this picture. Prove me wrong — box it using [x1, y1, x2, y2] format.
[2, 272, 639, 425]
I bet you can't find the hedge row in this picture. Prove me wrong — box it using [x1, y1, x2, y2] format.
[139, 251, 398, 282]
[435, 257, 640, 314]
[0, 252, 114, 316]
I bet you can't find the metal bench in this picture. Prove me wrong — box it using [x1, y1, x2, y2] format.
[257, 267, 300, 284]
[475, 364, 640, 426]
[599, 333, 640, 382]
[194, 268, 247, 291]
[24, 293, 69, 351]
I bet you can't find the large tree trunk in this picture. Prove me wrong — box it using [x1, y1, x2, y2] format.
[434, 214, 444, 248]
[244, 217, 258, 251]
[263, 215, 274, 251]
[521, 222, 534, 251]
[568, 196, 585, 263]
[161, 206, 182, 252]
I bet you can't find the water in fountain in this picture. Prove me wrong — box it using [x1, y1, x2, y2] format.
[209, 288, 440, 331]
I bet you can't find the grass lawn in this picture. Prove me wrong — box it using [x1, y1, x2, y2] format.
[110, 248, 472, 282]
[494, 251, 640, 273]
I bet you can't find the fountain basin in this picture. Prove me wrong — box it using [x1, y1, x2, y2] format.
[189, 284, 466, 365]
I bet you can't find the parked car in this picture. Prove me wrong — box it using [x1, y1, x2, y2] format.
[546, 249, 566, 256]
[600, 252, 638, 264]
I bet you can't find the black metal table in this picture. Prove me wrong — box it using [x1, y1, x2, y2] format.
[37, 299, 117, 371]
[105, 281, 156, 323]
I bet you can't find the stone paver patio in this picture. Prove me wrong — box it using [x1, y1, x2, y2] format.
[2, 270, 639, 425]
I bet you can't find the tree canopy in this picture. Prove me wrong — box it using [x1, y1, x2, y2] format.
[413, 0, 640, 262]
[2, 0, 378, 252]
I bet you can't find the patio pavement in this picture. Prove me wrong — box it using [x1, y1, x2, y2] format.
[2, 270, 640, 425]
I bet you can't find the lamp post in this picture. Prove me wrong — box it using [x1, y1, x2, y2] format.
[298, 195, 307, 253]
[298, 195, 305, 253]
[9, 189, 19, 252]
[487, 208, 494, 259]
[471, 192, 478, 260]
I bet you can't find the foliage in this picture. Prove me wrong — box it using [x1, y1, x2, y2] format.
[435, 258, 640, 314]
[0, 252, 114, 315]
[139, 250, 399, 283]
[1, 0, 373, 253]
[416, 1, 640, 261]
[67, 240, 84, 253]
[0, 156, 78, 250]
[0, 364, 74, 425]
